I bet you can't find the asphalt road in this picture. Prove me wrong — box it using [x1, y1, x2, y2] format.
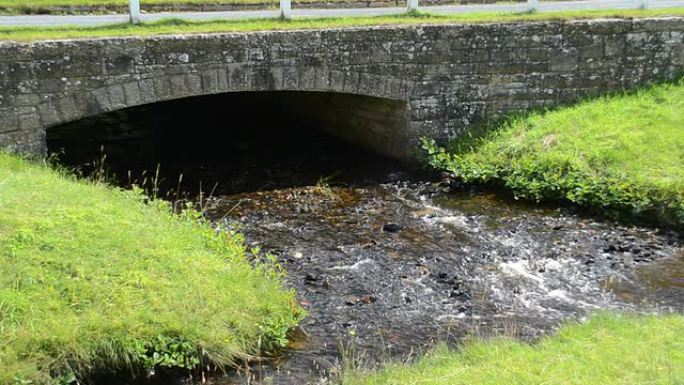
[0, 0, 682, 27]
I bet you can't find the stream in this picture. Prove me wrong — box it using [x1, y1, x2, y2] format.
[201, 181, 683, 385]
[47, 94, 684, 385]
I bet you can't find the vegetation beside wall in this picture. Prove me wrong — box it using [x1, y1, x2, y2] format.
[0, 153, 302, 385]
[1, 8, 683, 41]
[423, 79, 684, 227]
[0, 0, 399, 15]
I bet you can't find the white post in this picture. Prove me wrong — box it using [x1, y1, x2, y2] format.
[280, 0, 291, 19]
[129, 0, 141, 24]
[407, 0, 419, 13]
[527, 0, 539, 12]
[640, 0, 650, 9]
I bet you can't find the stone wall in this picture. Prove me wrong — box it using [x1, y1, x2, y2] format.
[1, 17, 682, 159]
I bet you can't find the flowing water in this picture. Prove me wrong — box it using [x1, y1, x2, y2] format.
[47, 95, 684, 385]
[197, 182, 683, 385]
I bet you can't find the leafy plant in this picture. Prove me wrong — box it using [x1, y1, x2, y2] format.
[134, 336, 201, 370]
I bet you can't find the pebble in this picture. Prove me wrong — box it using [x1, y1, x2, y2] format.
[383, 223, 404, 233]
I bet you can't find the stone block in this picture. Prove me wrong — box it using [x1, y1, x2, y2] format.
[37, 100, 61, 125]
[55, 94, 80, 122]
[18, 113, 41, 131]
[107, 84, 126, 109]
[153, 76, 171, 100]
[201, 69, 220, 94]
[122, 81, 143, 106]
[138, 78, 156, 103]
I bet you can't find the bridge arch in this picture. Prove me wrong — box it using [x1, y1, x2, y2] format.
[45, 88, 412, 194]
[39, 61, 413, 159]
[45, 88, 409, 164]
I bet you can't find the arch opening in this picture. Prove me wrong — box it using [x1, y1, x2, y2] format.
[46, 91, 412, 196]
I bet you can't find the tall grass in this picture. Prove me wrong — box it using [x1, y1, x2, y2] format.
[0, 153, 303, 384]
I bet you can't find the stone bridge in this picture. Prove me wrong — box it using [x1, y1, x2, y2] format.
[1, 17, 683, 160]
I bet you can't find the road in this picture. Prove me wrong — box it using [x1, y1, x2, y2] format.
[0, 0, 682, 27]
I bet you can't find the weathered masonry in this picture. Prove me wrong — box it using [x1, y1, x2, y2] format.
[1, 17, 683, 160]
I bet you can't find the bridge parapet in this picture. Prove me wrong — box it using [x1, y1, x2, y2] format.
[1, 17, 682, 159]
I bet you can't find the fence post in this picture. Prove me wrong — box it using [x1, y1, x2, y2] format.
[407, 0, 419, 13]
[527, 0, 539, 12]
[129, 0, 141, 24]
[640, 0, 650, 9]
[280, 0, 292, 19]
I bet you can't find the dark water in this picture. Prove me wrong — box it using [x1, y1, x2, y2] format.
[606, 249, 684, 306]
[47, 93, 684, 385]
[201, 184, 682, 385]
[47, 92, 413, 197]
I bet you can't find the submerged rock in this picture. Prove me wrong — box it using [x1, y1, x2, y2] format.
[382, 223, 404, 233]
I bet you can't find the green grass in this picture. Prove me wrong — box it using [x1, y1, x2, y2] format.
[343, 313, 684, 385]
[0, 153, 302, 385]
[0, 0, 373, 14]
[1, 8, 684, 41]
[424, 79, 684, 226]
[0, 0, 330, 6]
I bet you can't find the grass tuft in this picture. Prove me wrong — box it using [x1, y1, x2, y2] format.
[0, 153, 303, 384]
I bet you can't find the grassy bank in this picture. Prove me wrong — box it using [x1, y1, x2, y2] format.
[1, 8, 684, 41]
[424, 79, 684, 227]
[0, 153, 302, 384]
[343, 313, 684, 385]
